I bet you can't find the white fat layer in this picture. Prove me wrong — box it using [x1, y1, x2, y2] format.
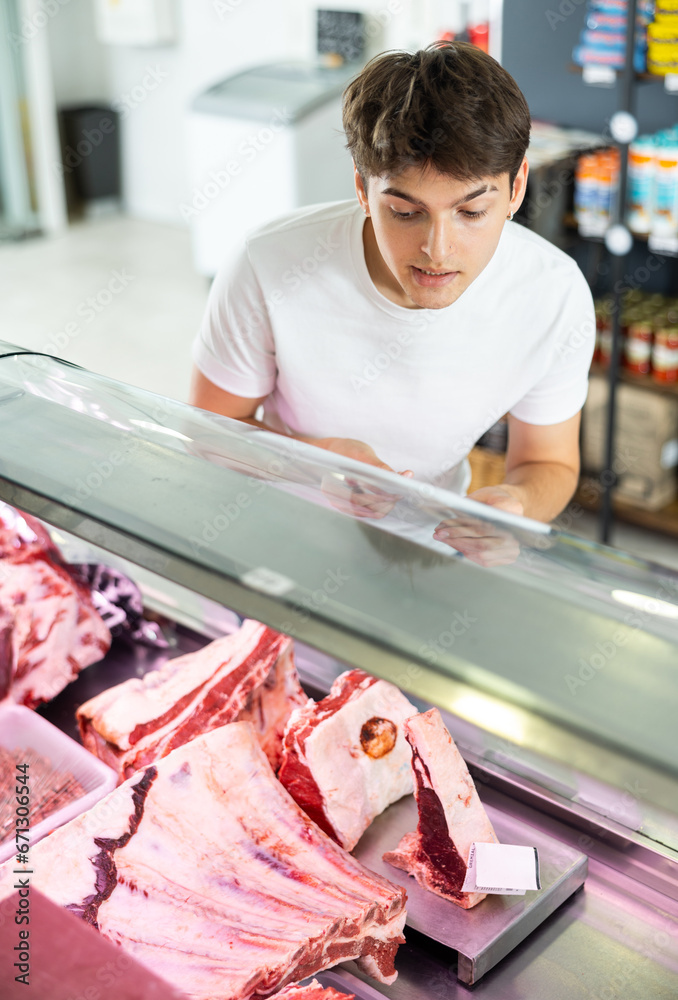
[0, 781, 138, 906]
[78, 620, 267, 748]
[305, 680, 417, 849]
[407, 708, 497, 863]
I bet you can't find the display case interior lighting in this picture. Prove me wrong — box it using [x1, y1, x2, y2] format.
[451, 693, 525, 743]
[611, 590, 678, 620]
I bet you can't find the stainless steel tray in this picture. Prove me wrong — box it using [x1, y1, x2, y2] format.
[315, 969, 393, 998]
[354, 795, 588, 986]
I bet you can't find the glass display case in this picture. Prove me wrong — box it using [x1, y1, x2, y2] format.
[0, 343, 677, 998]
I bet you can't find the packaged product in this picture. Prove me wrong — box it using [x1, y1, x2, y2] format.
[650, 134, 678, 237]
[626, 136, 655, 234]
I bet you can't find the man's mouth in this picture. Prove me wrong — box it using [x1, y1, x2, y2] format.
[411, 265, 459, 287]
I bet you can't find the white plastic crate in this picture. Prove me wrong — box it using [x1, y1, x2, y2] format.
[0, 704, 117, 865]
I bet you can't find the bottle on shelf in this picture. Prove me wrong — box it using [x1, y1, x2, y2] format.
[650, 132, 678, 239]
[626, 135, 655, 234]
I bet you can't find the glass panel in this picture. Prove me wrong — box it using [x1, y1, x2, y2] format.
[1, 346, 677, 821]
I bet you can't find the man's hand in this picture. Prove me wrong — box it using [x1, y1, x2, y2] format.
[433, 485, 523, 566]
[316, 438, 414, 519]
[465, 485, 524, 516]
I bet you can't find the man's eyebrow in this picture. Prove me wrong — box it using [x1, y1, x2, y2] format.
[380, 184, 498, 208]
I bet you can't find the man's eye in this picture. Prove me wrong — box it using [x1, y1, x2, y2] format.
[460, 209, 488, 220]
[389, 209, 418, 220]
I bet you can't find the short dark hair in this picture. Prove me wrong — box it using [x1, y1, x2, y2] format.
[342, 42, 531, 190]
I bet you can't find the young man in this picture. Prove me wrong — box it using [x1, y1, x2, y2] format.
[190, 43, 595, 553]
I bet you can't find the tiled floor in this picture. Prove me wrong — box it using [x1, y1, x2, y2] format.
[2, 212, 678, 572]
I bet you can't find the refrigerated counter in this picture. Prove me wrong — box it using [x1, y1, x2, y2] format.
[0, 344, 676, 998]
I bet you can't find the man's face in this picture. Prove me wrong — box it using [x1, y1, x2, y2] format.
[356, 160, 528, 310]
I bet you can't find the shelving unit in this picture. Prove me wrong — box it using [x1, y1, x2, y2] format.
[570, 0, 678, 545]
[576, 476, 678, 536]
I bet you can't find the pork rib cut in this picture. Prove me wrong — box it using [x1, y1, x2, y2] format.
[77, 619, 307, 779]
[0, 503, 111, 708]
[383, 707, 498, 909]
[0, 723, 406, 999]
[270, 980, 354, 999]
[278, 669, 417, 850]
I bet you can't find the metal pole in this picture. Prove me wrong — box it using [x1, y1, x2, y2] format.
[599, 0, 637, 545]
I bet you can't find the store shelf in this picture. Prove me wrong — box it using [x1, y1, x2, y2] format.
[564, 213, 678, 255]
[569, 64, 671, 85]
[576, 475, 678, 538]
[590, 360, 678, 397]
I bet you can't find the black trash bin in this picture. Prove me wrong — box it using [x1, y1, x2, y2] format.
[58, 105, 121, 203]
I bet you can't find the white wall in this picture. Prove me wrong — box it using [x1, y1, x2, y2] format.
[47, 0, 109, 105]
[44, 0, 434, 227]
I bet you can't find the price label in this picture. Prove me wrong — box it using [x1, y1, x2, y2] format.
[578, 221, 608, 239]
[583, 64, 616, 87]
[664, 74, 678, 93]
[648, 234, 678, 256]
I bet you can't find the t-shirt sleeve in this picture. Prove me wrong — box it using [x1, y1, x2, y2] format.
[191, 245, 277, 398]
[510, 267, 596, 425]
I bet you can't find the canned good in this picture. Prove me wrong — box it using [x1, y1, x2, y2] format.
[652, 326, 678, 381]
[624, 321, 653, 374]
[596, 305, 613, 367]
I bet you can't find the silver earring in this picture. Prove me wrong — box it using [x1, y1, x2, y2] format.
[507, 210, 514, 221]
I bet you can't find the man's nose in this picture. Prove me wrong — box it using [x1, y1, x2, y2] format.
[422, 219, 453, 263]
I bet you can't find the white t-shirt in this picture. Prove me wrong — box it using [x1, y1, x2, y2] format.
[193, 200, 595, 495]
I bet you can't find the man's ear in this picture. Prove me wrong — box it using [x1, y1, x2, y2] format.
[509, 156, 529, 215]
[354, 163, 370, 215]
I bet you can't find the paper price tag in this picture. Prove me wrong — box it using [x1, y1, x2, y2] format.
[582, 65, 616, 87]
[648, 234, 678, 256]
[665, 74, 678, 94]
[462, 843, 541, 896]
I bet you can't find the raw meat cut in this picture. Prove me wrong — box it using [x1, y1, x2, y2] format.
[270, 980, 354, 999]
[0, 504, 111, 708]
[77, 619, 307, 779]
[0, 723, 407, 999]
[383, 707, 498, 909]
[278, 669, 417, 850]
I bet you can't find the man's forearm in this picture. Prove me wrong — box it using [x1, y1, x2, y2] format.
[235, 416, 329, 449]
[500, 461, 579, 523]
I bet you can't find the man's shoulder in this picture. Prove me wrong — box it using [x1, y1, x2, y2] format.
[245, 200, 359, 249]
[503, 222, 583, 279]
